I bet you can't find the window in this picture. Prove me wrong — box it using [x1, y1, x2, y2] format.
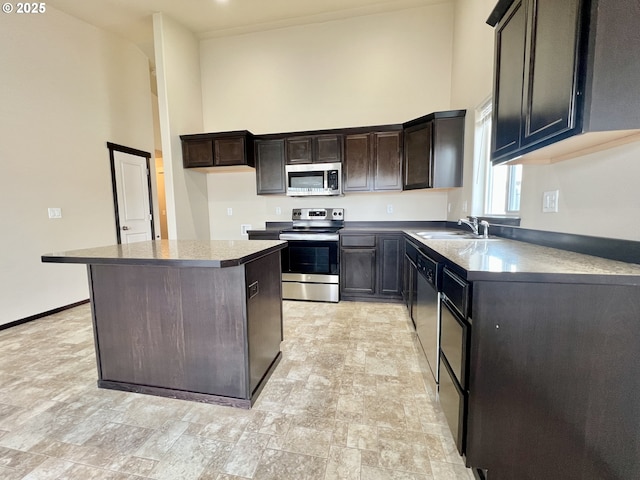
[475, 99, 522, 216]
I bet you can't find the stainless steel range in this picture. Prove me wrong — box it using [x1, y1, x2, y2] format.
[279, 208, 344, 302]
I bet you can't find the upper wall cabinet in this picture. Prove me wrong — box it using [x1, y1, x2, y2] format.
[488, 0, 640, 165]
[343, 129, 403, 193]
[255, 139, 286, 195]
[181, 131, 254, 170]
[285, 134, 343, 164]
[403, 110, 466, 190]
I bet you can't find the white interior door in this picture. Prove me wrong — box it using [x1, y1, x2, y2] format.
[113, 150, 153, 243]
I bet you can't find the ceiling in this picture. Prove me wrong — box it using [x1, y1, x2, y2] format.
[46, 0, 448, 61]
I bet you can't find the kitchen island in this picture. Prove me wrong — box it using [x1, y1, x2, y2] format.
[42, 239, 287, 408]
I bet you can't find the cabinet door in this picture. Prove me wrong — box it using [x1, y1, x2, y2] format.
[214, 137, 246, 167]
[373, 132, 403, 191]
[340, 248, 376, 296]
[182, 139, 214, 168]
[286, 136, 313, 164]
[378, 235, 402, 297]
[433, 117, 464, 188]
[491, 0, 526, 161]
[315, 135, 342, 163]
[403, 122, 432, 190]
[521, 0, 581, 147]
[256, 139, 286, 195]
[343, 134, 372, 192]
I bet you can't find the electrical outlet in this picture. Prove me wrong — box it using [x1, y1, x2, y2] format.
[241, 224, 251, 236]
[48, 207, 62, 219]
[462, 201, 468, 213]
[387, 204, 393, 214]
[542, 190, 559, 213]
[276, 207, 282, 215]
[227, 207, 233, 216]
[448, 203, 452, 213]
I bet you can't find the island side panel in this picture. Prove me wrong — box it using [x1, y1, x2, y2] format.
[245, 250, 283, 395]
[467, 281, 640, 480]
[89, 263, 248, 400]
[179, 265, 248, 398]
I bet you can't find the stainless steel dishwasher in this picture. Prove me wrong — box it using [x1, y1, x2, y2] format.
[415, 250, 441, 385]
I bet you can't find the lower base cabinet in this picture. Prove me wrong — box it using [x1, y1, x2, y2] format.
[439, 353, 466, 453]
[340, 233, 402, 301]
[467, 281, 640, 479]
[341, 247, 376, 296]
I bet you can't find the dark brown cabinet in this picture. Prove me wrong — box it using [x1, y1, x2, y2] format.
[340, 233, 403, 301]
[439, 267, 471, 454]
[403, 123, 432, 190]
[181, 131, 254, 169]
[491, 0, 526, 160]
[403, 111, 465, 189]
[402, 240, 419, 325]
[285, 134, 342, 164]
[343, 130, 403, 192]
[488, 0, 640, 164]
[466, 281, 640, 479]
[491, 0, 581, 163]
[255, 139, 286, 195]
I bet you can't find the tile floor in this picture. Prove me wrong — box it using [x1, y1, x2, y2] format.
[0, 300, 476, 479]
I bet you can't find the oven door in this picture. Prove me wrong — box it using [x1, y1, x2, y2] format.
[280, 239, 339, 302]
[281, 240, 339, 276]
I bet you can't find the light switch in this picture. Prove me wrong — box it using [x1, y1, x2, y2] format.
[542, 190, 559, 213]
[227, 207, 233, 216]
[241, 224, 251, 235]
[386, 204, 393, 214]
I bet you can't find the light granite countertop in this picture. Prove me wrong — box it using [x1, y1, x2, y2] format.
[42, 240, 287, 268]
[404, 230, 640, 285]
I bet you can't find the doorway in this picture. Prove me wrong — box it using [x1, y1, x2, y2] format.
[107, 142, 155, 244]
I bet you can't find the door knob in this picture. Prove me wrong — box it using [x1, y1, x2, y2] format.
[121, 226, 130, 230]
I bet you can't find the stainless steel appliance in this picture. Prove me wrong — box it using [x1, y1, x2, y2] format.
[279, 208, 344, 302]
[285, 162, 342, 196]
[415, 250, 441, 386]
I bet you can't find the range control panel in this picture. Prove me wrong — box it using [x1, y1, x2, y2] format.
[291, 208, 344, 221]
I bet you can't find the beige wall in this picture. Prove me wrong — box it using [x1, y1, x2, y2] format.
[200, 4, 456, 238]
[0, 7, 155, 325]
[153, 13, 210, 240]
[519, 143, 640, 239]
[448, 0, 496, 221]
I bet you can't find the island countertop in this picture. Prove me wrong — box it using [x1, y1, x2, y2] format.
[42, 239, 287, 268]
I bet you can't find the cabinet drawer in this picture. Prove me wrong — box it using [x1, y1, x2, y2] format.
[442, 267, 469, 318]
[439, 353, 466, 454]
[341, 235, 376, 248]
[440, 298, 469, 389]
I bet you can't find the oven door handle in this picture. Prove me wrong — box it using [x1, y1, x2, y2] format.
[279, 234, 339, 241]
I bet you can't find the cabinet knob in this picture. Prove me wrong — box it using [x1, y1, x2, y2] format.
[121, 226, 130, 231]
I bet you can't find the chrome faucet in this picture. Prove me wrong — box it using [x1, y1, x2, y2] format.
[458, 217, 479, 235]
[458, 217, 490, 238]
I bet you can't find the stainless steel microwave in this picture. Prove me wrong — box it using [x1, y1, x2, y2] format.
[285, 162, 342, 196]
